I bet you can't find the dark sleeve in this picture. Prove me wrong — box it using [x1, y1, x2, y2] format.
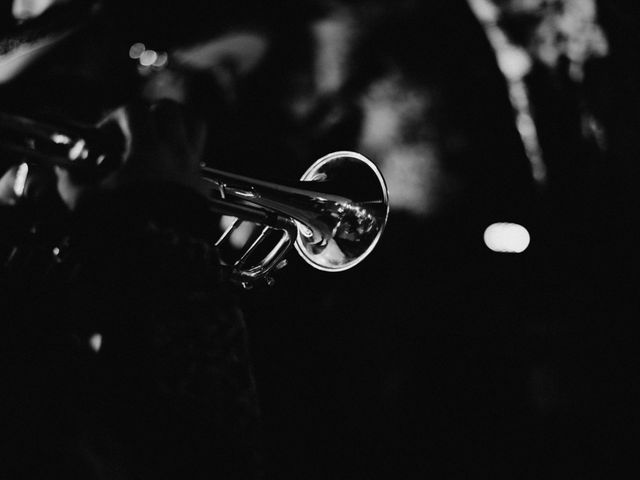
[16, 182, 262, 480]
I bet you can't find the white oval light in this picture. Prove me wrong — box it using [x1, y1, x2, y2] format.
[129, 42, 146, 59]
[13, 162, 29, 197]
[152, 52, 169, 68]
[484, 222, 530, 253]
[89, 333, 102, 353]
[140, 49, 158, 67]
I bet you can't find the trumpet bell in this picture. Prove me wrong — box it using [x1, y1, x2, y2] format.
[295, 151, 389, 272]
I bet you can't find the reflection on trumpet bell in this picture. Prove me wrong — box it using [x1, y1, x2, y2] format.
[295, 151, 389, 272]
[298, 202, 379, 270]
[203, 151, 389, 283]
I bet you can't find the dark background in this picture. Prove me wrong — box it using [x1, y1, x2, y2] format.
[2, 1, 640, 478]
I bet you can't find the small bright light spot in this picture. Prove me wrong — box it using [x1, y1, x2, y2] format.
[51, 133, 71, 145]
[68, 139, 87, 161]
[89, 333, 102, 353]
[496, 46, 531, 80]
[52, 247, 60, 256]
[467, 0, 499, 23]
[140, 49, 158, 67]
[516, 113, 536, 138]
[484, 222, 530, 253]
[12, 0, 57, 20]
[13, 162, 29, 197]
[152, 52, 168, 68]
[129, 42, 146, 59]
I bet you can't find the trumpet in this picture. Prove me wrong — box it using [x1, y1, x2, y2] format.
[0, 111, 389, 285]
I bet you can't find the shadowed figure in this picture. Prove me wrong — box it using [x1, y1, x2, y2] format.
[0, 2, 267, 479]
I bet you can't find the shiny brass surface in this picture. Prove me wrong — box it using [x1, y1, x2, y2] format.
[0, 111, 389, 284]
